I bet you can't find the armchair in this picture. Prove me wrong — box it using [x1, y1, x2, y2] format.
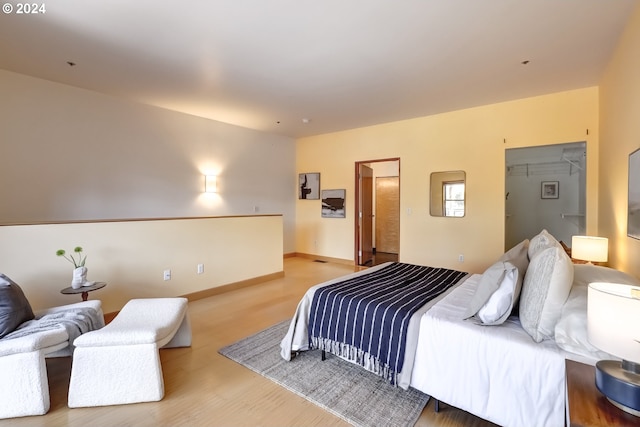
[0, 274, 104, 419]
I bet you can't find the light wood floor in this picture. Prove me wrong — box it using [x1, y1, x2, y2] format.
[1, 257, 496, 427]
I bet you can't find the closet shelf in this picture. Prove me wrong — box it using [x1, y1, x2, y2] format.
[561, 213, 585, 219]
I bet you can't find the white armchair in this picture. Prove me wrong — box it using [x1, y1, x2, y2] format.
[0, 300, 104, 419]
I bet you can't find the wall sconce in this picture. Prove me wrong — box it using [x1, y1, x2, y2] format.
[205, 175, 217, 193]
[571, 235, 608, 264]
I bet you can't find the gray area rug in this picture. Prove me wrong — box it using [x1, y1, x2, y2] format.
[218, 320, 429, 427]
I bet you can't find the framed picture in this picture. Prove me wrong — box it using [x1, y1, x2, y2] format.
[299, 173, 320, 200]
[541, 181, 559, 199]
[321, 189, 346, 218]
[628, 149, 640, 239]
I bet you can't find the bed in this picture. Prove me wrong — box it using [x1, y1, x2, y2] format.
[280, 230, 640, 427]
[280, 262, 469, 389]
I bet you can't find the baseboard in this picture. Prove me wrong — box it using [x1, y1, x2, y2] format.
[104, 270, 285, 323]
[181, 271, 285, 301]
[292, 252, 354, 266]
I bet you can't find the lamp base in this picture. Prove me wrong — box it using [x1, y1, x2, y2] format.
[595, 360, 640, 417]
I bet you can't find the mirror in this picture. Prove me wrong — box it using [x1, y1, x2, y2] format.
[430, 171, 466, 217]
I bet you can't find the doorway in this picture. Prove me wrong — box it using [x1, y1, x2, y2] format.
[355, 158, 400, 266]
[505, 142, 586, 249]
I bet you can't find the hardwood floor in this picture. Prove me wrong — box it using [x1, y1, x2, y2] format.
[1, 257, 495, 427]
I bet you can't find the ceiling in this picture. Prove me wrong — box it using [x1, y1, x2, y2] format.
[0, 1, 636, 138]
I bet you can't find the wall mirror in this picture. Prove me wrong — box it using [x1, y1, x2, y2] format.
[430, 171, 466, 217]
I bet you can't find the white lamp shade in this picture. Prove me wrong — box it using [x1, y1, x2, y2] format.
[205, 175, 217, 193]
[588, 282, 640, 364]
[571, 235, 608, 262]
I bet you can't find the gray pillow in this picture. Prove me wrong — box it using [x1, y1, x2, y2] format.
[499, 238, 530, 263]
[519, 245, 574, 342]
[0, 274, 35, 338]
[463, 239, 529, 324]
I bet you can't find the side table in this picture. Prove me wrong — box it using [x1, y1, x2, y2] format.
[566, 359, 638, 426]
[60, 282, 107, 301]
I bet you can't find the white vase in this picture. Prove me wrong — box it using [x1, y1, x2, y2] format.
[71, 266, 87, 289]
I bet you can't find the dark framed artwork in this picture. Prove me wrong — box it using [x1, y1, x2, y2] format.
[321, 189, 346, 218]
[299, 173, 320, 200]
[541, 181, 559, 199]
[628, 148, 640, 239]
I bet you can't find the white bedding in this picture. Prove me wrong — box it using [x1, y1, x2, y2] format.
[280, 262, 469, 389]
[410, 274, 597, 427]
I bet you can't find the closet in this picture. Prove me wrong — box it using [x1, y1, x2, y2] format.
[505, 142, 586, 249]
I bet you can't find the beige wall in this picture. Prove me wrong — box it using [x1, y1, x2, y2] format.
[0, 70, 296, 253]
[296, 87, 599, 273]
[0, 216, 283, 313]
[599, 3, 640, 277]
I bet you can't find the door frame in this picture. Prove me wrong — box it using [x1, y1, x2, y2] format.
[354, 157, 401, 265]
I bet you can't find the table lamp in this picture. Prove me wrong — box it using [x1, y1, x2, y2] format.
[587, 282, 640, 416]
[571, 236, 608, 264]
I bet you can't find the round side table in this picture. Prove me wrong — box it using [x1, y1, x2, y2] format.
[60, 282, 107, 301]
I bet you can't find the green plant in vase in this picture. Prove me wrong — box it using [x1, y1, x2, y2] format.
[56, 246, 90, 288]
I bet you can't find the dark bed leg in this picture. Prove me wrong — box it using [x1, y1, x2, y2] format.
[321, 350, 326, 361]
[434, 399, 440, 413]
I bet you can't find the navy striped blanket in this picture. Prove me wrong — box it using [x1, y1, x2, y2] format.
[308, 262, 467, 384]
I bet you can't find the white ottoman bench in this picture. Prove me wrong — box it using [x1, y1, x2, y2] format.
[68, 297, 191, 408]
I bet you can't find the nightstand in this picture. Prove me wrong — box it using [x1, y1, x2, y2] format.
[566, 359, 639, 426]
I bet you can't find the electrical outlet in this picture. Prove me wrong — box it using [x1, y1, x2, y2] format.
[163, 269, 171, 280]
[458, 254, 464, 263]
[197, 263, 204, 274]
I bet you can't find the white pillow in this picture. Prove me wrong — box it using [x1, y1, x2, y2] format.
[477, 269, 517, 323]
[462, 239, 529, 325]
[572, 263, 640, 288]
[555, 264, 639, 359]
[520, 245, 574, 342]
[554, 285, 615, 360]
[527, 229, 558, 260]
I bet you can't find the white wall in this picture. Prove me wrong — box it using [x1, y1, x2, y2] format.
[599, 2, 640, 276]
[0, 216, 283, 313]
[0, 70, 296, 252]
[296, 88, 599, 273]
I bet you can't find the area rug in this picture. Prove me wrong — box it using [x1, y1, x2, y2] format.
[218, 320, 429, 427]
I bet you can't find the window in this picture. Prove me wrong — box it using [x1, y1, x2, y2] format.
[443, 181, 465, 217]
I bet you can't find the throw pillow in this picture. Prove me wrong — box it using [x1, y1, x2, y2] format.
[0, 274, 35, 338]
[519, 245, 574, 342]
[476, 268, 517, 324]
[499, 239, 529, 263]
[462, 239, 529, 325]
[527, 229, 558, 260]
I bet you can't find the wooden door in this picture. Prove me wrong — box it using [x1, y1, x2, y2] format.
[359, 165, 374, 265]
[375, 176, 399, 254]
